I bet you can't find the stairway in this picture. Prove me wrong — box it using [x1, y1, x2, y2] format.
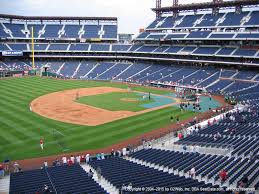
[81, 164, 119, 194]
[0, 175, 10, 194]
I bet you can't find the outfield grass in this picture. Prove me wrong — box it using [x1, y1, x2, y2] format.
[76, 92, 155, 112]
[0, 77, 197, 161]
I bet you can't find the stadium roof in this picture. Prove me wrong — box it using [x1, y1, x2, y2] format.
[0, 14, 117, 21]
[152, 0, 259, 13]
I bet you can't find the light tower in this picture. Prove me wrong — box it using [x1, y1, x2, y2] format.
[212, 0, 223, 15]
[173, 0, 179, 17]
[155, 0, 162, 18]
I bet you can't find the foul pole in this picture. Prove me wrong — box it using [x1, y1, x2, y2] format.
[31, 26, 35, 69]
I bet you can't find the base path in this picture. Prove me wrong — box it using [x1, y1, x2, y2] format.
[31, 87, 177, 126]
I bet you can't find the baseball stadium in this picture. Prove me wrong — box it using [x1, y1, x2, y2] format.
[0, 0, 259, 193]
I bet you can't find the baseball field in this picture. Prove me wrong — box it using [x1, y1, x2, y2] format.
[0, 76, 203, 161]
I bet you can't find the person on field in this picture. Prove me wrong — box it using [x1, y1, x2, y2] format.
[40, 137, 44, 150]
[176, 116, 180, 124]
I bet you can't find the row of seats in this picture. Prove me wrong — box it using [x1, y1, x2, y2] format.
[89, 157, 214, 191]
[146, 10, 259, 30]
[0, 23, 117, 39]
[9, 164, 106, 194]
[1, 61, 258, 94]
[1, 43, 258, 58]
[136, 31, 259, 41]
[129, 148, 258, 188]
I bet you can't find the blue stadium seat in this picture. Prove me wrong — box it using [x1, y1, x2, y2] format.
[4, 23, 26, 37]
[69, 43, 89, 51]
[103, 25, 117, 39]
[82, 25, 101, 39]
[90, 44, 110, 51]
[42, 24, 62, 38]
[62, 24, 81, 38]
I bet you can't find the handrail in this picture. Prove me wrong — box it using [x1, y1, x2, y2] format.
[44, 167, 58, 194]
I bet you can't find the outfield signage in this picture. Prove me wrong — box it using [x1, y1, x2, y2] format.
[2, 50, 23, 56]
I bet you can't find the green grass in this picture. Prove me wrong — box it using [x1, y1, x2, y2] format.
[0, 77, 197, 161]
[76, 92, 155, 112]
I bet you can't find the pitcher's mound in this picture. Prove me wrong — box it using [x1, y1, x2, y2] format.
[120, 98, 139, 102]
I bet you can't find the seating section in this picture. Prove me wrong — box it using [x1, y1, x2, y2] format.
[90, 44, 110, 51]
[138, 31, 259, 41]
[82, 25, 101, 39]
[0, 44, 9, 51]
[59, 62, 79, 77]
[0, 23, 117, 40]
[89, 157, 212, 189]
[207, 80, 233, 92]
[186, 31, 211, 39]
[102, 25, 117, 39]
[1, 42, 259, 59]
[233, 49, 257, 57]
[0, 24, 10, 38]
[112, 44, 131, 51]
[1, 60, 257, 94]
[4, 23, 26, 37]
[61, 24, 81, 38]
[74, 62, 96, 79]
[27, 24, 44, 38]
[193, 47, 220, 55]
[129, 148, 258, 187]
[87, 62, 114, 79]
[48, 43, 68, 51]
[0, 61, 31, 71]
[8, 43, 27, 51]
[10, 164, 105, 194]
[69, 43, 89, 51]
[145, 10, 259, 30]
[47, 164, 106, 194]
[218, 12, 248, 27]
[97, 63, 129, 80]
[9, 169, 54, 194]
[42, 24, 61, 38]
[30, 44, 48, 51]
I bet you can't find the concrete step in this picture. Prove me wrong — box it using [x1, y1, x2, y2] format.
[0, 175, 10, 194]
[81, 164, 119, 194]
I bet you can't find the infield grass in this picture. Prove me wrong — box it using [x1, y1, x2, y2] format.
[76, 92, 155, 112]
[0, 77, 197, 161]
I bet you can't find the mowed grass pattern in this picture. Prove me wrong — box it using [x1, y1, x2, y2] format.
[0, 77, 197, 161]
[76, 92, 155, 112]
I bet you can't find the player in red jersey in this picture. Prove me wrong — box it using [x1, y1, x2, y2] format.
[40, 137, 44, 150]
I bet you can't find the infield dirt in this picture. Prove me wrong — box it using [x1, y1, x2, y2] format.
[31, 87, 177, 126]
